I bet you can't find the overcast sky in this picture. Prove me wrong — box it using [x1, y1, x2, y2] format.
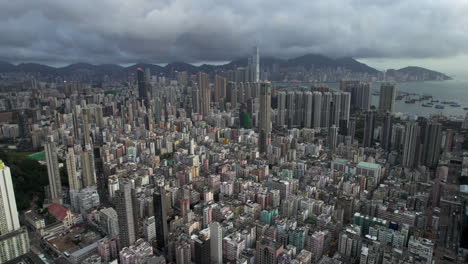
[1, 0, 467, 77]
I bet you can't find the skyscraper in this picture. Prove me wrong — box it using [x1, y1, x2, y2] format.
[341, 81, 371, 111]
[421, 121, 442, 167]
[312, 92, 322, 129]
[154, 182, 169, 250]
[115, 180, 136, 248]
[214, 75, 226, 103]
[137, 68, 150, 106]
[321, 92, 332, 128]
[402, 121, 420, 168]
[331, 92, 342, 126]
[379, 83, 397, 113]
[381, 112, 393, 151]
[66, 147, 80, 191]
[258, 82, 272, 153]
[363, 111, 376, 148]
[192, 85, 200, 114]
[0, 161, 20, 234]
[304, 92, 313, 128]
[81, 148, 96, 187]
[252, 46, 260, 82]
[44, 135, 62, 205]
[227, 81, 237, 108]
[328, 125, 338, 151]
[276, 91, 287, 127]
[198, 72, 210, 117]
[210, 222, 223, 264]
[0, 160, 30, 263]
[82, 107, 92, 146]
[340, 92, 351, 123]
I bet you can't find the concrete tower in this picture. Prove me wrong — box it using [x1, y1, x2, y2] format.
[258, 82, 272, 153]
[44, 135, 62, 205]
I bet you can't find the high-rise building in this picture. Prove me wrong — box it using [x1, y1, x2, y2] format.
[227, 82, 238, 108]
[305, 231, 324, 263]
[198, 72, 210, 117]
[341, 81, 371, 111]
[363, 111, 376, 148]
[81, 148, 96, 187]
[82, 107, 92, 146]
[214, 75, 226, 103]
[379, 83, 397, 113]
[402, 121, 420, 168]
[443, 129, 454, 152]
[313, 92, 322, 129]
[175, 240, 192, 264]
[421, 121, 442, 168]
[115, 180, 136, 248]
[276, 91, 287, 128]
[321, 92, 332, 128]
[194, 236, 211, 264]
[137, 68, 150, 106]
[256, 236, 284, 264]
[381, 112, 393, 151]
[143, 216, 156, 243]
[66, 147, 80, 191]
[210, 222, 223, 264]
[340, 92, 351, 123]
[258, 82, 272, 153]
[177, 71, 188, 87]
[331, 92, 342, 126]
[252, 46, 260, 83]
[0, 160, 30, 263]
[192, 85, 200, 114]
[154, 183, 169, 250]
[0, 161, 20, 234]
[44, 135, 62, 205]
[328, 125, 338, 151]
[304, 92, 313, 128]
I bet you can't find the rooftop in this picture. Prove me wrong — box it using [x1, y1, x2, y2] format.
[357, 162, 381, 170]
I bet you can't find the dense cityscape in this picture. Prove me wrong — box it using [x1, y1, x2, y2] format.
[0, 44, 466, 264]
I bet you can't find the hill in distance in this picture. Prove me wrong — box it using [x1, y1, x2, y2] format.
[0, 54, 451, 81]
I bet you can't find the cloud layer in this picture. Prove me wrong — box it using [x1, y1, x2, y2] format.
[1, 0, 467, 64]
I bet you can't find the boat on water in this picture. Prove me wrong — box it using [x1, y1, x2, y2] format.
[431, 100, 439, 103]
[441, 101, 457, 105]
[435, 105, 445, 109]
[450, 104, 461, 107]
[464, 107, 468, 110]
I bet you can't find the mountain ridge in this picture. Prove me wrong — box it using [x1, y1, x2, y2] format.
[0, 54, 451, 81]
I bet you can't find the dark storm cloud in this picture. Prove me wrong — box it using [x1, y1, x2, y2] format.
[0, 0, 467, 64]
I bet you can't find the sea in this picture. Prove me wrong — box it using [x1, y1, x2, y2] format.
[275, 80, 468, 118]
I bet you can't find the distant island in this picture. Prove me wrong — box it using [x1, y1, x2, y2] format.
[0, 54, 451, 83]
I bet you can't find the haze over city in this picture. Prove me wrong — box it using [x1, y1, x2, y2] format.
[1, 0, 468, 77]
[1, 1, 468, 264]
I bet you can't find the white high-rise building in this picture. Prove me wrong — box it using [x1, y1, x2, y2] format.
[0, 161, 20, 234]
[0, 160, 30, 263]
[210, 222, 223, 264]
